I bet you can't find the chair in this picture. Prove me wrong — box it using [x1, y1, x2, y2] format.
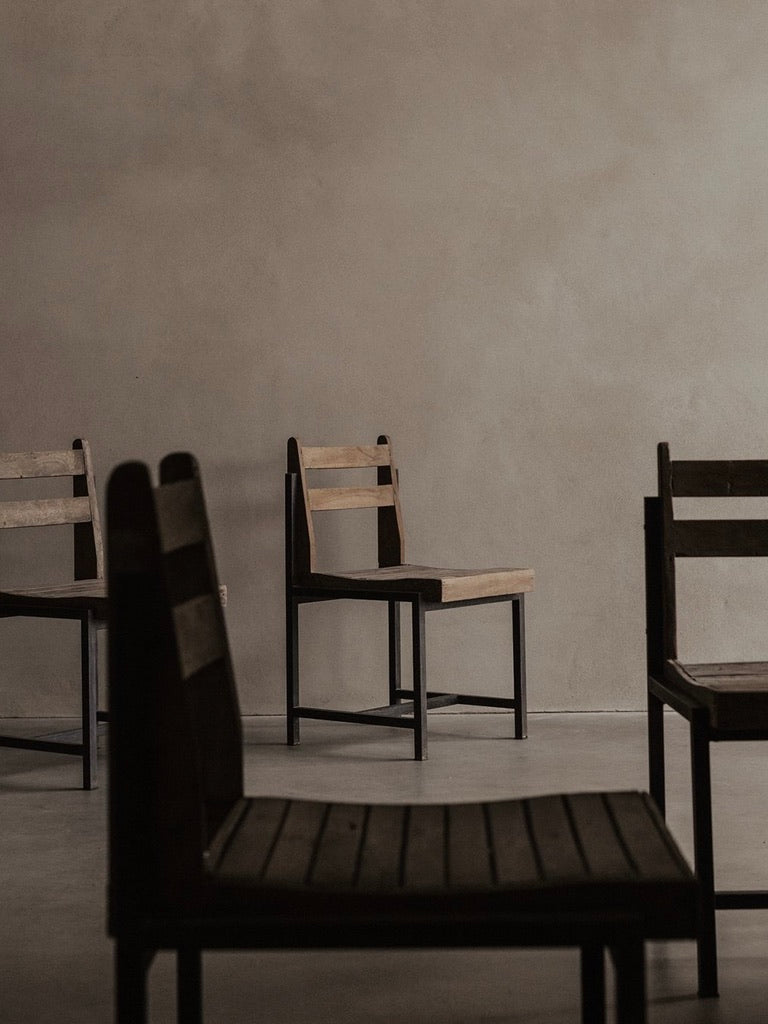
[285, 436, 534, 759]
[108, 450, 697, 1024]
[645, 441, 768, 997]
[0, 439, 107, 789]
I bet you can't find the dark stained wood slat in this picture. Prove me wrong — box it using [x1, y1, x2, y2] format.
[309, 803, 367, 888]
[355, 804, 406, 890]
[172, 594, 225, 680]
[687, 661, 768, 680]
[673, 519, 768, 556]
[155, 478, 207, 553]
[261, 800, 328, 888]
[0, 496, 92, 529]
[671, 460, 768, 497]
[447, 803, 493, 888]
[0, 449, 85, 479]
[526, 795, 587, 881]
[565, 794, 635, 878]
[402, 804, 446, 890]
[208, 799, 283, 879]
[486, 801, 540, 886]
[605, 793, 685, 880]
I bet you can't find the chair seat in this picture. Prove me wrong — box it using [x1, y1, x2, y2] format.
[0, 579, 107, 617]
[305, 564, 535, 603]
[666, 659, 768, 731]
[207, 790, 695, 937]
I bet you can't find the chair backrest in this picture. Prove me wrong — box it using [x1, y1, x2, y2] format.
[286, 435, 405, 578]
[107, 453, 242, 918]
[646, 441, 768, 664]
[0, 439, 102, 580]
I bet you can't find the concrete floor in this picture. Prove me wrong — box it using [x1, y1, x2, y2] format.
[1, 711, 767, 1023]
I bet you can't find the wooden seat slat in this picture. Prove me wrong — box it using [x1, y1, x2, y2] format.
[447, 803, 493, 888]
[565, 793, 635, 878]
[526, 796, 587, 881]
[486, 801, 540, 886]
[311, 564, 535, 603]
[355, 804, 406, 890]
[261, 800, 328, 888]
[213, 799, 289, 882]
[402, 804, 446, 890]
[309, 803, 367, 888]
[604, 793, 684, 881]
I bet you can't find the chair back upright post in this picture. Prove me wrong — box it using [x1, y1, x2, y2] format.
[108, 455, 243, 922]
[286, 435, 405, 578]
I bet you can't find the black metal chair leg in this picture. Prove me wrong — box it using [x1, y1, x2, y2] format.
[648, 686, 666, 817]
[581, 944, 605, 1024]
[81, 610, 98, 790]
[388, 600, 401, 705]
[691, 708, 718, 997]
[411, 599, 427, 760]
[512, 594, 527, 738]
[286, 596, 299, 746]
[177, 946, 202, 1024]
[116, 940, 150, 1024]
[610, 941, 646, 1024]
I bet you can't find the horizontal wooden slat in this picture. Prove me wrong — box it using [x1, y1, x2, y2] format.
[0, 496, 91, 529]
[172, 593, 225, 679]
[672, 460, 768, 496]
[0, 449, 84, 480]
[155, 479, 207, 553]
[308, 485, 395, 511]
[302, 445, 391, 470]
[673, 519, 768, 556]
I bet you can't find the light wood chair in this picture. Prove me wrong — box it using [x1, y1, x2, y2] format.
[0, 439, 106, 788]
[108, 451, 697, 1024]
[285, 436, 534, 759]
[645, 441, 768, 997]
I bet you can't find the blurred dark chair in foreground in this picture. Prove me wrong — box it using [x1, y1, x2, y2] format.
[0, 439, 106, 788]
[108, 451, 697, 1024]
[646, 441, 768, 997]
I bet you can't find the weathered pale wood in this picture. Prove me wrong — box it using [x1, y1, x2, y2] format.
[377, 434, 405, 566]
[665, 659, 768, 730]
[672, 460, 768, 497]
[0, 579, 107, 604]
[302, 445, 391, 470]
[321, 564, 535, 602]
[0, 495, 92, 529]
[308, 485, 395, 512]
[0, 448, 84, 479]
[155, 478, 207, 553]
[74, 439, 103, 579]
[172, 594, 225, 680]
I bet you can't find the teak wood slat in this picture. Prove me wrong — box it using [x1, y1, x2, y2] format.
[646, 440, 768, 997]
[108, 451, 698, 1024]
[0, 438, 106, 789]
[286, 435, 534, 759]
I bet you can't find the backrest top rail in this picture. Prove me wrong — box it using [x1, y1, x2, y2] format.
[301, 444, 392, 470]
[0, 449, 85, 480]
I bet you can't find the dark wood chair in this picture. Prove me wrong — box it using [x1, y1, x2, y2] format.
[108, 451, 697, 1024]
[645, 441, 768, 997]
[0, 439, 107, 788]
[286, 436, 535, 759]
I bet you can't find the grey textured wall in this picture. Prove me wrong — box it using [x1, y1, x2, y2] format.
[3, 2, 768, 715]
